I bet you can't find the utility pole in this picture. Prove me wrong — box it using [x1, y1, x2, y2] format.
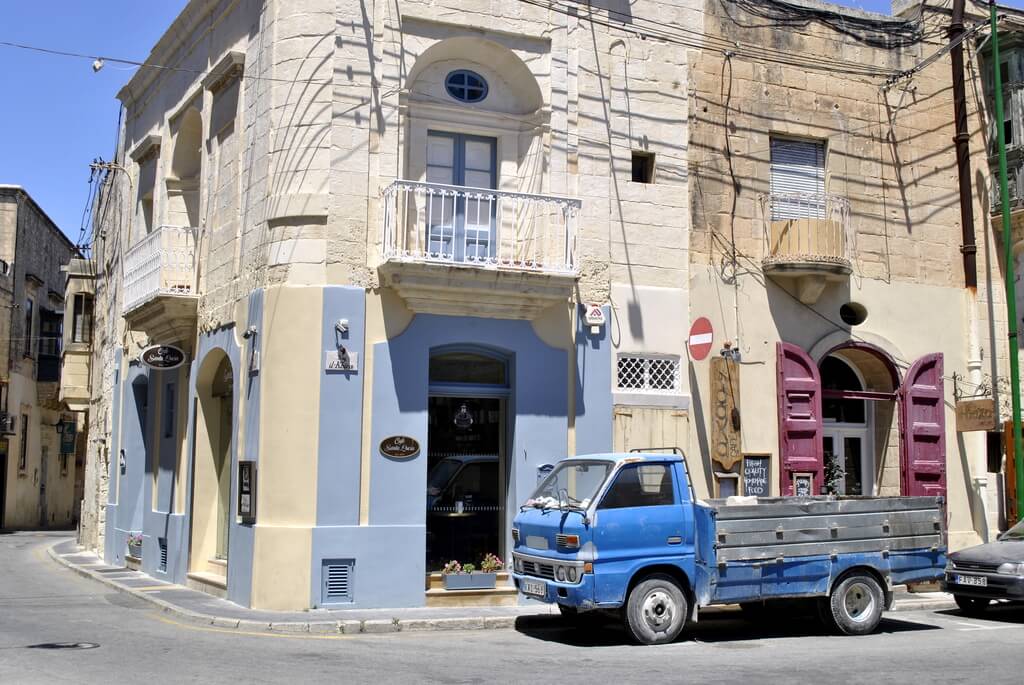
[991, 2, 1024, 522]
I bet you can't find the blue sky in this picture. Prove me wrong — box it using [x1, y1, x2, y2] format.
[1, 0, 1023, 242]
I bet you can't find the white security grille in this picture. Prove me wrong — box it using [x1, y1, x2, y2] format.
[322, 559, 354, 603]
[617, 355, 681, 394]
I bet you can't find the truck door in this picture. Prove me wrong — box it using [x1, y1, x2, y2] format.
[591, 462, 691, 605]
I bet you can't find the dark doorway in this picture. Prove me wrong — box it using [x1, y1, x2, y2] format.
[426, 396, 503, 571]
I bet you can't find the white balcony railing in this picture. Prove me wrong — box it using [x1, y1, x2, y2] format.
[381, 180, 581, 275]
[123, 225, 197, 313]
[760, 192, 853, 269]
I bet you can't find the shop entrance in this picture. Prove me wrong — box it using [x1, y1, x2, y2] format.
[426, 349, 508, 572]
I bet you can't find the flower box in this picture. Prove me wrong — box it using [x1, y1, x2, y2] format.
[127, 543, 142, 559]
[443, 572, 497, 590]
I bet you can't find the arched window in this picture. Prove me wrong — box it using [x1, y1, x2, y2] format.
[445, 70, 488, 103]
[429, 350, 507, 387]
[821, 355, 865, 424]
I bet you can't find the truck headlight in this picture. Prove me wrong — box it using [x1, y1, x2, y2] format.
[567, 566, 578, 583]
[514, 556, 523, 573]
[997, 562, 1024, 575]
[556, 566, 567, 582]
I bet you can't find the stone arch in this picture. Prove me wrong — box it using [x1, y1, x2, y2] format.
[167, 105, 203, 227]
[189, 348, 234, 577]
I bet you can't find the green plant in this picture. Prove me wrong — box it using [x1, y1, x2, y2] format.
[824, 452, 845, 495]
[480, 553, 503, 573]
[441, 560, 462, 575]
[462, 563, 476, 574]
[126, 532, 143, 547]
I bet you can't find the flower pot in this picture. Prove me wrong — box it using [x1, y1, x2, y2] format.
[443, 572, 497, 590]
[127, 544, 142, 559]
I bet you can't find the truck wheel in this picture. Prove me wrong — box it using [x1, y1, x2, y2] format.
[624, 574, 688, 645]
[825, 573, 884, 636]
[954, 595, 990, 617]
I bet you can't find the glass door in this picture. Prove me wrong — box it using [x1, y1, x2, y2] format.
[823, 430, 870, 495]
[426, 131, 497, 263]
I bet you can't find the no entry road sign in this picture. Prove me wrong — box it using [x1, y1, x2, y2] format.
[688, 317, 714, 361]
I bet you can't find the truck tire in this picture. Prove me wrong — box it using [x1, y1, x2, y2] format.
[624, 574, 688, 645]
[954, 595, 990, 617]
[823, 573, 884, 636]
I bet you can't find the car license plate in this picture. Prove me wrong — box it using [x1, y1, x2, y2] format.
[954, 574, 988, 587]
[522, 579, 546, 597]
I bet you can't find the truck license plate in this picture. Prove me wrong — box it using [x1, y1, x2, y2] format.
[954, 574, 987, 587]
[522, 579, 546, 597]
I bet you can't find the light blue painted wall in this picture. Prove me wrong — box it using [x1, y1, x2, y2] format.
[575, 303, 613, 455]
[316, 286, 365, 527]
[110, 361, 149, 566]
[308, 312, 568, 609]
[142, 366, 185, 579]
[103, 349, 123, 564]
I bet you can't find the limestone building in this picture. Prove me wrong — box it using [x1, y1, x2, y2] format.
[0, 185, 81, 529]
[76, 0, 1015, 611]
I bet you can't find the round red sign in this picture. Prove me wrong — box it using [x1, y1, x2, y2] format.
[687, 317, 714, 361]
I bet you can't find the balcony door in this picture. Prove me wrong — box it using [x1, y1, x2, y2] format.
[426, 132, 497, 263]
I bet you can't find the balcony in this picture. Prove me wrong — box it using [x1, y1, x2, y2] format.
[379, 180, 581, 318]
[123, 225, 198, 344]
[760, 192, 853, 304]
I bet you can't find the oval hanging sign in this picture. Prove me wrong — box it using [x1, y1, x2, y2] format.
[379, 435, 420, 459]
[140, 344, 186, 370]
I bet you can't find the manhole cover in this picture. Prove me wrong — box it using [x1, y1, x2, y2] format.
[27, 642, 100, 650]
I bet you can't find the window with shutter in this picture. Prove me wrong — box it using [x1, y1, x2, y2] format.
[769, 138, 826, 220]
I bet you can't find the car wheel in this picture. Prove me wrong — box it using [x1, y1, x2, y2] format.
[623, 574, 688, 645]
[954, 595, 991, 617]
[824, 572, 884, 636]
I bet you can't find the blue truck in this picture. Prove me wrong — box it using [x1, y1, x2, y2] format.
[511, 450, 947, 644]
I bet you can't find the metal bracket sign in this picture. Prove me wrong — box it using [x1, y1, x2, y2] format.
[141, 345, 186, 371]
[955, 399, 996, 432]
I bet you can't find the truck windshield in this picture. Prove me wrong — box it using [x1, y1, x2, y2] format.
[526, 460, 614, 510]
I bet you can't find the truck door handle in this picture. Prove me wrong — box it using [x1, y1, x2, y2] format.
[667, 536, 682, 545]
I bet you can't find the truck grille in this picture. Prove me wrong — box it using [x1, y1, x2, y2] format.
[951, 559, 1000, 573]
[521, 559, 556, 580]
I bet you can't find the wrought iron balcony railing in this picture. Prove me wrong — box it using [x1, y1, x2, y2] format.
[123, 225, 197, 314]
[380, 180, 581, 275]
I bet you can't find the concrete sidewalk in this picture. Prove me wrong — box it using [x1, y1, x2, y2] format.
[48, 538, 956, 635]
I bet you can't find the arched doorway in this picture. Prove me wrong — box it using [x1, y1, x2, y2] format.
[819, 344, 900, 496]
[168, 105, 202, 228]
[425, 347, 509, 572]
[190, 351, 234, 577]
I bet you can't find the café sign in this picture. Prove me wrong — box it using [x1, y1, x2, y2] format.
[956, 399, 996, 432]
[379, 435, 420, 459]
[141, 344, 186, 371]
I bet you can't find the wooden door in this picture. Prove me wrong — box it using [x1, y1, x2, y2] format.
[898, 353, 946, 497]
[776, 342, 824, 495]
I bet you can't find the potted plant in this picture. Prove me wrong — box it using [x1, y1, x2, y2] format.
[441, 554, 502, 590]
[126, 532, 143, 559]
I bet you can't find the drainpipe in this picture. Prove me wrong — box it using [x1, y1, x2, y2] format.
[951, 0, 988, 538]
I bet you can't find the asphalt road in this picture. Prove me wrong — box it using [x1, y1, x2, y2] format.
[2, 531, 1023, 684]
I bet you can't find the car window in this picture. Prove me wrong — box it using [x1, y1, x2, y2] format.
[598, 464, 675, 509]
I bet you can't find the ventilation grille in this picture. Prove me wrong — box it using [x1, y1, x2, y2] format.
[158, 539, 168, 572]
[322, 559, 355, 604]
[617, 355, 681, 394]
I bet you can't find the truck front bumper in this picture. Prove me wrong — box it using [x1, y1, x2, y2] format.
[511, 571, 597, 609]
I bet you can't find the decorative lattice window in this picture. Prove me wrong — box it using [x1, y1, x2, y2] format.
[617, 355, 681, 394]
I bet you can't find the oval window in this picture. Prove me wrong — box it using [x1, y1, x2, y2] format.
[445, 70, 488, 103]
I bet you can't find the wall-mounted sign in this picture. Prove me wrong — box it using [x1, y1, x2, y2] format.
[237, 461, 256, 524]
[793, 472, 814, 497]
[379, 435, 420, 459]
[710, 357, 742, 470]
[584, 304, 606, 326]
[325, 348, 358, 372]
[687, 316, 714, 361]
[742, 453, 770, 497]
[956, 399, 996, 432]
[141, 345, 186, 371]
[59, 420, 77, 454]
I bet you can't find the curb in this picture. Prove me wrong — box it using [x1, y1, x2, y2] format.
[47, 543, 530, 635]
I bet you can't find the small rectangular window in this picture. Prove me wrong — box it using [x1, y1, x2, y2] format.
[72, 294, 93, 344]
[23, 299, 33, 358]
[617, 355, 680, 394]
[598, 464, 675, 509]
[60, 452, 69, 476]
[18, 414, 28, 470]
[631, 151, 655, 184]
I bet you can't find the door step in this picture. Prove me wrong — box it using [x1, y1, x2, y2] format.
[425, 586, 519, 607]
[186, 571, 228, 599]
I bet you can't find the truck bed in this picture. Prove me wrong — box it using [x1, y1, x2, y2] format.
[705, 495, 945, 563]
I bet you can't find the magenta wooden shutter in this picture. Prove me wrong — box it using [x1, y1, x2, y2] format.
[899, 353, 946, 497]
[776, 342, 824, 495]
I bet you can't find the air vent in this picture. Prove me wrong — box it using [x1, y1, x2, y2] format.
[322, 559, 355, 604]
[158, 539, 168, 572]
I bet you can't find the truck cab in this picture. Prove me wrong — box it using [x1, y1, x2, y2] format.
[512, 453, 698, 636]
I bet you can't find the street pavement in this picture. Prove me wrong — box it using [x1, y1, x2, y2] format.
[2, 531, 1023, 684]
